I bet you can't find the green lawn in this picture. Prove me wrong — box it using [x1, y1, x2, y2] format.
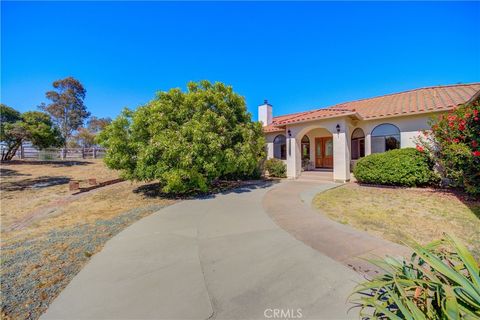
[313, 184, 480, 257]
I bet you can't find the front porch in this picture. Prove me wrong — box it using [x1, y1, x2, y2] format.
[266, 119, 351, 182]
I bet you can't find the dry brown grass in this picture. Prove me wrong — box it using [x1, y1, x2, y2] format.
[313, 183, 480, 257]
[0, 160, 178, 240]
[1, 160, 118, 230]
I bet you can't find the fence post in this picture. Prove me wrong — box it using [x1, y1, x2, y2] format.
[82, 147, 85, 159]
[61, 148, 66, 160]
[20, 145, 24, 159]
[93, 147, 97, 159]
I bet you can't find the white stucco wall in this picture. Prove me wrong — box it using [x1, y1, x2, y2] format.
[265, 132, 282, 160]
[259, 104, 273, 126]
[347, 114, 433, 155]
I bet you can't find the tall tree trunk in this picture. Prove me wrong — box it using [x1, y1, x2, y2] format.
[2, 141, 22, 161]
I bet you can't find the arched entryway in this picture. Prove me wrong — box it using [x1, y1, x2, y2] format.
[296, 127, 333, 170]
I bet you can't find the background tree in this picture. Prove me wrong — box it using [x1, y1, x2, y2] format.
[1, 103, 22, 141]
[74, 127, 96, 148]
[98, 81, 266, 193]
[70, 117, 112, 147]
[87, 116, 112, 133]
[0, 105, 63, 161]
[39, 77, 90, 146]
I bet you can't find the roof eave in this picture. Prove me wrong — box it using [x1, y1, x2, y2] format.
[275, 112, 361, 126]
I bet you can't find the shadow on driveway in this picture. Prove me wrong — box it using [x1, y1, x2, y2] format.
[133, 179, 280, 200]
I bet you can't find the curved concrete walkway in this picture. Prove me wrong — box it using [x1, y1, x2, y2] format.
[42, 181, 372, 320]
[263, 181, 409, 277]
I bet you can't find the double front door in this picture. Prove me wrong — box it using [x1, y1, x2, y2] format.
[315, 137, 333, 168]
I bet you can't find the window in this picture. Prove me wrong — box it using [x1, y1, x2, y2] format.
[301, 135, 310, 160]
[371, 124, 400, 153]
[273, 134, 287, 160]
[351, 128, 365, 160]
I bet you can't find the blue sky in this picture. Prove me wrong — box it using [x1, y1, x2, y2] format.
[2, 1, 479, 120]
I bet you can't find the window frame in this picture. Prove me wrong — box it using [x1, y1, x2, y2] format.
[301, 135, 310, 161]
[351, 128, 365, 160]
[273, 134, 287, 160]
[371, 123, 401, 154]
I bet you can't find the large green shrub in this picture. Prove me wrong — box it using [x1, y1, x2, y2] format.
[97, 81, 266, 194]
[353, 148, 438, 187]
[351, 234, 480, 319]
[416, 102, 480, 196]
[264, 158, 287, 178]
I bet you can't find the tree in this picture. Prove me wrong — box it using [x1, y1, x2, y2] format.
[98, 80, 266, 193]
[87, 116, 112, 133]
[74, 127, 96, 147]
[1, 104, 22, 139]
[39, 77, 90, 146]
[416, 101, 480, 195]
[0, 105, 63, 161]
[70, 117, 111, 147]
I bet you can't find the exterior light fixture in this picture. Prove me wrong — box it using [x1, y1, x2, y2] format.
[287, 129, 292, 137]
[336, 124, 341, 133]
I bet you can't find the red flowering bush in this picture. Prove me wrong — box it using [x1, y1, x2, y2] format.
[417, 101, 480, 195]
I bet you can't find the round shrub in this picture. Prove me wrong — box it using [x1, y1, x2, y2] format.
[353, 148, 438, 187]
[98, 81, 266, 194]
[264, 158, 287, 178]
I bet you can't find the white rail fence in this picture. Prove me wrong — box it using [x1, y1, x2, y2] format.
[9, 145, 106, 160]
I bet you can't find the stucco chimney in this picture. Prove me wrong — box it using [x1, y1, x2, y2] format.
[258, 99, 273, 126]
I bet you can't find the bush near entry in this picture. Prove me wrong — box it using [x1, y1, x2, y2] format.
[98, 81, 266, 193]
[353, 148, 438, 187]
[264, 158, 287, 178]
[416, 102, 480, 196]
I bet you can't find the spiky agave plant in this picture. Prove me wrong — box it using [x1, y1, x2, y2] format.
[350, 234, 480, 319]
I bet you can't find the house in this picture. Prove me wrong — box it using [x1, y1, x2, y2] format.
[260, 83, 480, 182]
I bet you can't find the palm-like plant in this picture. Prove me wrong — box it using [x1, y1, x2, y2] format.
[351, 234, 480, 319]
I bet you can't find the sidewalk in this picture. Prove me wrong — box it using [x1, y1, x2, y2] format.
[263, 180, 409, 277]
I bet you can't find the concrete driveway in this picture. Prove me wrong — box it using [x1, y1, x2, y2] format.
[42, 181, 362, 320]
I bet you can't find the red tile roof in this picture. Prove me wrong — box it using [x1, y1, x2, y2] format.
[264, 83, 480, 132]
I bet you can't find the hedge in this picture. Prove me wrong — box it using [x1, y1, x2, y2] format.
[264, 158, 287, 178]
[353, 148, 438, 187]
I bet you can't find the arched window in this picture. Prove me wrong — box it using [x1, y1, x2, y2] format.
[351, 128, 365, 160]
[273, 134, 287, 160]
[301, 135, 310, 160]
[371, 124, 400, 153]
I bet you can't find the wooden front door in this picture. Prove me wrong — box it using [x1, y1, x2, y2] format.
[315, 137, 333, 168]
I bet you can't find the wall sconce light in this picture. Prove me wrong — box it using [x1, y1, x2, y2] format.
[287, 129, 292, 137]
[336, 124, 341, 134]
